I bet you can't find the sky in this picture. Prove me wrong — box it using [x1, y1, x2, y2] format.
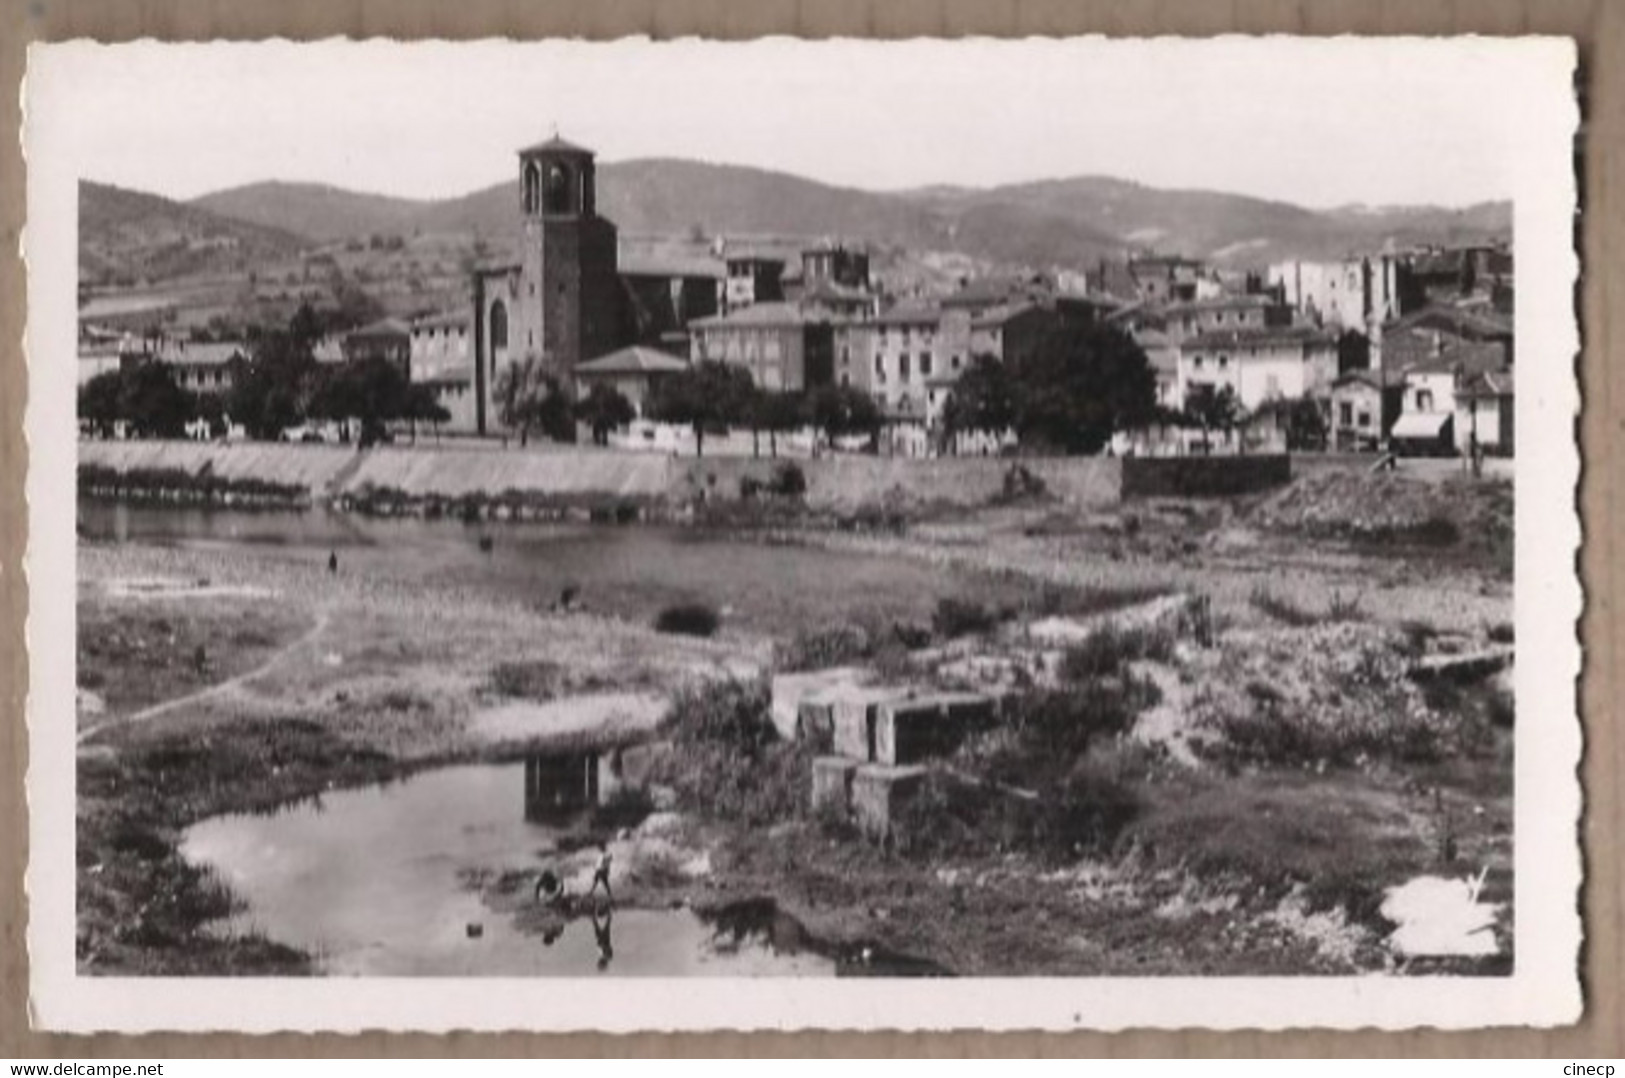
[33, 37, 1537, 209]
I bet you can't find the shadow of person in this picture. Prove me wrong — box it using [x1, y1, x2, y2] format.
[590, 902, 614, 972]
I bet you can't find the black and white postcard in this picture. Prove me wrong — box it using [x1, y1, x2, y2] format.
[23, 36, 1581, 1032]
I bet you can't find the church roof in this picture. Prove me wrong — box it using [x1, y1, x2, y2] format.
[521, 134, 594, 156]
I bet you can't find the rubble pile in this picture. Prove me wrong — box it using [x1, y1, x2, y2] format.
[1251, 471, 1511, 552]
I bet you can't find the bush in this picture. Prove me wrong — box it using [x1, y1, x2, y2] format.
[1487, 621, 1515, 645]
[769, 462, 807, 498]
[662, 676, 776, 757]
[654, 602, 721, 638]
[932, 596, 1000, 640]
[1003, 682, 1145, 764]
[776, 623, 870, 671]
[1249, 585, 1318, 627]
[1059, 623, 1175, 682]
[488, 659, 566, 700]
[894, 743, 1148, 862]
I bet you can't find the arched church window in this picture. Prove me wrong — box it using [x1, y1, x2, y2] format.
[544, 163, 573, 214]
[490, 300, 508, 350]
[522, 163, 540, 215]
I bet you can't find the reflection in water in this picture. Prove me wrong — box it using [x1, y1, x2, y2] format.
[591, 904, 614, 971]
[180, 762, 840, 976]
[522, 751, 602, 820]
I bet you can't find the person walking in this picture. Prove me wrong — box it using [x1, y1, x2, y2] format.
[588, 843, 613, 904]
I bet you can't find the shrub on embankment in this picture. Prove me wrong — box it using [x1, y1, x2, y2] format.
[78, 463, 310, 509]
[1251, 471, 1512, 561]
[652, 677, 812, 827]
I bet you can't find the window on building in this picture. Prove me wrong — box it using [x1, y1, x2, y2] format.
[900, 354, 911, 380]
[952, 354, 962, 370]
[1417, 389, 1434, 411]
[1357, 409, 1371, 428]
[841, 346, 850, 366]
[920, 353, 933, 377]
[1193, 355, 1205, 370]
[874, 355, 885, 382]
[489, 300, 508, 350]
[1218, 355, 1229, 370]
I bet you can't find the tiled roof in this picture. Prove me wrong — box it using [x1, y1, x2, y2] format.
[348, 318, 412, 339]
[875, 303, 944, 327]
[1164, 294, 1279, 316]
[1182, 325, 1336, 351]
[575, 346, 689, 376]
[620, 254, 727, 280]
[160, 341, 248, 367]
[1402, 339, 1508, 376]
[691, 302, 811, 329]
[411, 310, 471, 331]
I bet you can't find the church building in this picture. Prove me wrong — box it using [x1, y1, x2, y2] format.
[470, 135, 631, 435]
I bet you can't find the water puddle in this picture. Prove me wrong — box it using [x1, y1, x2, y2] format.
[181, 760, 937, 976]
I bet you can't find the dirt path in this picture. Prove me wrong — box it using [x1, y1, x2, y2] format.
[77, 608, 334, 747]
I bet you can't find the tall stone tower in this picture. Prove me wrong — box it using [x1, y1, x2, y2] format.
[512, 135, 622, 392]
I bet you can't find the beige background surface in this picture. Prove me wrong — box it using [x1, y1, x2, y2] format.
[1, 0, 1619, 1057]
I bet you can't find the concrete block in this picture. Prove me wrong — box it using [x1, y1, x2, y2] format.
[770, 667, 868, 740]
[828, 686, 900, 761]
[811, 756, 860, 816]
[874, 691, 997, 766]
[852, 764, 929, 843]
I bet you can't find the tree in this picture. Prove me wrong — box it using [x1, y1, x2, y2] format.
[495, 355, 575, 446]
[311, 356, 413, 446]
[1182, 383, 1244, 454]
[803, 384, 881, 452]
[750, 389, 805, 458]
[1282, 397, 1329, 452]
[577, 383, 636, 446]
[404, 384, 451, 443]
[78, 370, 124, 438]
[231, 321, 321, 440]
[941, 354, 1015, 454]
[193, 392, 229, 439]
[119, 361, 191, 439]
[647, 360, 755, 457]
[1007, 323, 1157, 455]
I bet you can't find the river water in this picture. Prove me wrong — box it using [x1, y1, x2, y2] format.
[79, 499, 1026, 637]
[180, 762, 838, 977]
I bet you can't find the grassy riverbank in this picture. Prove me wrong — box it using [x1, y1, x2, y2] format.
[75, 469, 1514, 976]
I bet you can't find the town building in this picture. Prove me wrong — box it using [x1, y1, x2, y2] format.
[156, 340, 249, 396]
[1161, 295, 1294, 344]
[572, 345, 689, 417]
[1455, 369, 1515, 456]
[687, 302, 835, 392]
[1175, 325, 1339, 413]
[723, 253, 787, 311]
[469, 136, 625, 434]
[1327, 369, 1403, 452]
[342, 318, 412, 372]
[1268, 254, 1409, 330]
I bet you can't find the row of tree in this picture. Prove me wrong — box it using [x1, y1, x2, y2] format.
[942, 323, 1328, 454]
[492, 354, 887, 457]
[79, 305, 450, 445]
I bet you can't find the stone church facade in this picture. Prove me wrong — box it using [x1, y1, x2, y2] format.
[470, 136, 627, 435]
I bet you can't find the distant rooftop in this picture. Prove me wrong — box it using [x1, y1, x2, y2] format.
[575, 345, 689, 376]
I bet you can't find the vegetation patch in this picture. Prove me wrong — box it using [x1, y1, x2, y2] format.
[78, 463, 309, 509]
[653, 602, 722, 638]
[652, 677, 812, 827]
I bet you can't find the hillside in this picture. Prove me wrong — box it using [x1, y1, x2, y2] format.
[79, 180, 308, 287]
[84, 160, 1514, 292]
[191, 182, 433, 242]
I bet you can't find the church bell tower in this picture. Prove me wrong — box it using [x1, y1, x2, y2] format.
[512, 134, 621, 392]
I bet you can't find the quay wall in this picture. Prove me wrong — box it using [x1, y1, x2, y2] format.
[79, 440, 1124, 509]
